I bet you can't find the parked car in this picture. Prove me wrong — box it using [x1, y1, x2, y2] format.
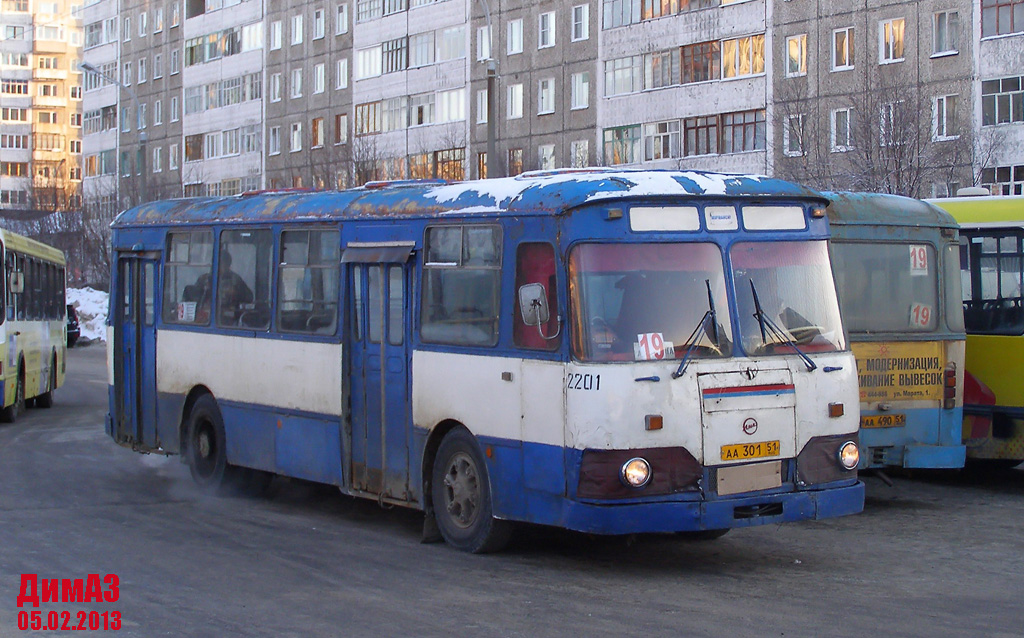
[66, 304, 80, 347]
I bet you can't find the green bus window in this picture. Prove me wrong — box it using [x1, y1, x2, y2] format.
[513, 242, 560, 351]
[421, 225, 501, 346]
[164, 231, 213, 325]
[217, 229, 272, 330]
[278, 229, 340, 335]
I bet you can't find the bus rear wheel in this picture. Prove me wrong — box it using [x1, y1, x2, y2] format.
[431, 428, 513, 553]
[35, 355, 57, 409]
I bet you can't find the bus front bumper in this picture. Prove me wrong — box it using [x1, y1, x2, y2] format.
[559, 481, 865, 536]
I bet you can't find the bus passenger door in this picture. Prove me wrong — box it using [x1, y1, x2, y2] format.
[113, 256, 159, 451]
[346, 254, 412, 501]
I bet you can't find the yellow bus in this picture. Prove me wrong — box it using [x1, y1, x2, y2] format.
[929, 195, 1024, 464]
[0, 229, 68, 421]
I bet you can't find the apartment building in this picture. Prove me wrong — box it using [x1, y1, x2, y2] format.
[80, 0, 1024, 202]
[0, 0, 83, 214]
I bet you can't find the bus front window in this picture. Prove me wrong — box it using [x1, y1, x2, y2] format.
[732, 241, 846, 355]
[569, 243, 732, 362]
[831, 241, 940, 334]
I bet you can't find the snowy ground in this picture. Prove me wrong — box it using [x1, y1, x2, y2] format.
[67, 287, 109, 343]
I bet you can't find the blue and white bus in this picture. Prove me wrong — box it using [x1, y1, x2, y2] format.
[107, 170, 864, 552]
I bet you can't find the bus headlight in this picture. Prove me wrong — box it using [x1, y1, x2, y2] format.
[620, 458, 652, 488]
[838, 441, 860, 470]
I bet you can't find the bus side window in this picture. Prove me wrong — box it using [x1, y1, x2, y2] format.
[164, 231, 213, 325]
[514, 242, 560, 351]
[421, 225, 501, 346]
[278, 229, 340, 335]
[217, 229, 271, 330]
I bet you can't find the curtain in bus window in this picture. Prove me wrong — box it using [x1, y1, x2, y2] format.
[513, 242, 559, 351]
[164, 231, 213, 325]
[421, 225, 501, 346]
[278, 229, 340, 335]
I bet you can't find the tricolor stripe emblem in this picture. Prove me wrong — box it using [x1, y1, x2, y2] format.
[702, 383, 796, 400]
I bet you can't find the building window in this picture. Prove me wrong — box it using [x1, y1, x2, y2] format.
[934, 95, 958, 140]
[603, 125, 641, 165]
[982, 0, 1024, 37]
[786, 34, 807, 77]
[314, 63, 325, 93]
[139, 11, 147, 37]
[154, 100, 163, 125]
[153, 147, 163, 173]
[681, 41, 720, 84]
[437, 26, 466, 61]
[271, 21, 282, 49]
[833, 27, 854, 70]
[314, 9, 326, 39]
[171, 96, 179, 121]
[572, 5, 589, 41]
[982, 76, 1024, 125]
[722, 34, 765, 79]
[171, 50, 180, 74]
[879, 18, 905, 63]
[570, 72, 589, 109]
[981, 164, 1024, 195]
[410, 93, 434, 125]
[383, 37, 408, 73]
[645, 50, 679, 89]
[290, 122, 303, 151]
[684, 115, 717, 156]
[169, 143, 179, 169]
[269, 126, 281, 154]
[355, 101, 382, 134]
[336, 59, 349, 89]
[539, 12, 555, 48]
[438, 88, 465, 123]
[602, 0, 641, 29]
[507, 19, 523, 55]
[784, 114, 804, 157]
[538, 78, 555, 114]
[477, 25, 491, 61]
[933, 11, 959, 54]
[382, 97, 408, 131]
[291, 68, 303, 98]
[720, 109, 765, 154]
[336, 4, 349, 34]
[476, 89, 488, 123]
[643, 120, 680, 160]
[570, 140, 588, 168]
[292, 15, 303, 45]
[538, 144, 556, 170]
[312, 117, 325, 148]
[507, 83, 523, 119]
[508, 148, 523, 176]
[335, 113, 348, 144]
[604, 56, 642, 96]
[122, 62, 131, 85]
[357, 0, 383, 22]
[357, 45, 382, 78]
[270, 73, 282, 101]
[410, 32, 434, 67]
[138, 58, 147, 83]
[831, 107, 853, 152]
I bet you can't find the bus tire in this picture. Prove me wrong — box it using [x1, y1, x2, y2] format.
[185, 395, 240, 492]
[0, 367, 25, 423]
[431, 428, 513, 554]
[35, 355, 57, 409]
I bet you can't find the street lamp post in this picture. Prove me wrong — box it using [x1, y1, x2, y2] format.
[478, 0, 501, 179]
[79, 61, 148, 205]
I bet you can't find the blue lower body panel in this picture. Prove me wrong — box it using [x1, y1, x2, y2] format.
[557, 482, 864, 535]
[903, 443, 967, 469]
[859, 406, 965, 469]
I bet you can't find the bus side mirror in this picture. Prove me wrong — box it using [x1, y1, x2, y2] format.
[518, 282, 561, 340]
[518, 283, 549, 326]
[9, 271, 23, 294]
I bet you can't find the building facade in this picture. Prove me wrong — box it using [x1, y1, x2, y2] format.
[1, 0, 83, 215]
[79, 0, 1024, 203]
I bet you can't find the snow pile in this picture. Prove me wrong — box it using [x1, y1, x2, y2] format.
[67, 287, 109, 343]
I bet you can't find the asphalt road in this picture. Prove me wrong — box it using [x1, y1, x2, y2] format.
[1, 344, 1022, 637]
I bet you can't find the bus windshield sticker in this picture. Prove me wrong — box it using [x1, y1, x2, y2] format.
[909, 245, 929, 276]
[909, 302, 933, 328]
[634, 332, 673, 360]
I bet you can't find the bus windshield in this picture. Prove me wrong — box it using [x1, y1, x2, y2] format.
[832, 241, 939, 333]
[732, 240, 845, 355]
[569, 242, 732, 362]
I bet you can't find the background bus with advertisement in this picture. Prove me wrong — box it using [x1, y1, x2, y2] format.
[826, 193, 965, 470]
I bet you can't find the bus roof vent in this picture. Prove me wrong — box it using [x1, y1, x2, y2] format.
[955, 187, 991, 197]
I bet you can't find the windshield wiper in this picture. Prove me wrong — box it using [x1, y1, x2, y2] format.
[672, 280, 719, 379]
[749, 280, 816, 371]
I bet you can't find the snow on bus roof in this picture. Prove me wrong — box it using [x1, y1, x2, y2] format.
[113, 169, 825, 227]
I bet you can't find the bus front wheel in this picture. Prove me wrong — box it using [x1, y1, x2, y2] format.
[431, 428, 513, 553]
[185, 395, 271, 495]
[1, 368, 25, 423]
